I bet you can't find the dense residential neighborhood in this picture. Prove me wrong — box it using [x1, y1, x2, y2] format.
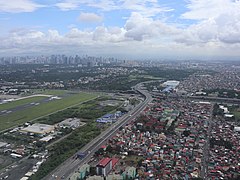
[69, 95, 240, 180]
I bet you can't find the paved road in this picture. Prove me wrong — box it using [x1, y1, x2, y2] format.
[200, 106, 213, 180]
[173, 95, 240, 104]
[44, 86, 152, 180]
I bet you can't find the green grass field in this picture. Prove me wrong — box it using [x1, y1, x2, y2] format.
[0, 96, 47, 111]
[27, 89, 69, 96]
[129, 75, 162, 80]
[0, 92, 98, 131]
[233, 111, 240, 120]
[230, 107, 240, 120]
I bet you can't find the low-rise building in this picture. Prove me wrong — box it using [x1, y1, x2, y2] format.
[20, 123, 55, 135]
[96, 158, 112, 176]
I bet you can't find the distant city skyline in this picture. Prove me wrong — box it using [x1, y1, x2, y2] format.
[0, 0, 240, 60]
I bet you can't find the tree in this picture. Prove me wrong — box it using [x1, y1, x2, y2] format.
[106, 145, 113, 153]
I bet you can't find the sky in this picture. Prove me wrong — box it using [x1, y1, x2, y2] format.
[0, 0, 240, 60]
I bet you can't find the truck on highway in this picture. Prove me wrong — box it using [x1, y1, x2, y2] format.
[76, 152, 86, 159]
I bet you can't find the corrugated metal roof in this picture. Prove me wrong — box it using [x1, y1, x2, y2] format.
[98, 157, 111, 167]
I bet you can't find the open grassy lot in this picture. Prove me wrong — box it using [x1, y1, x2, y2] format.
[229, 105, 240, 121]
[129, 75, 162, 80]
[233, 111, 240, 120]
[0, 92, 97, 131]
[31, 89, 69, 96]
[0, 96, 47, 111]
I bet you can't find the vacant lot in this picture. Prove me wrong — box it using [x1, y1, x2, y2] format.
[233, 110, 240, 120]
[0, 92, 97, 131]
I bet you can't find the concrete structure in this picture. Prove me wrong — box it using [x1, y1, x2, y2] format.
[224, 114, 234, 118]
[96, 112, 124, 124]
[234, 127, 240, 132]
[162, 80, 180, 92]
[122, 167, 136, 179]
[70, 164, 90, 180]
[79, 164, 90, 180]
[0, 142, 7, 148]
[25, 172, 34, 177]
[20, 123, 55, 135]
[163, 80, 180, 87]
[106, 174, 123, 180]
[96, 158, 112, 176]
[96, 114, 115, 123]
[20, 177, 29, 180]
[39, 135, 54, 142]
[10, 153, 22, 158]
[219, 105, 229, 114]
[87, 175, 104, 180]
[58, 118, 84, 129]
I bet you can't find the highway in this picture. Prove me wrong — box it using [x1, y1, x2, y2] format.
[175, 95, 240, 104]
[44, 85, 152, 180]
[151, 91, 240, 105]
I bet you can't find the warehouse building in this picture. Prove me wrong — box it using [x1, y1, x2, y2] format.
[20, 123, 55, 135]
[57, 118, 84, 129]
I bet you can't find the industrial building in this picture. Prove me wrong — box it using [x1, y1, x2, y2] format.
[39, 135, 54, 142]
[163, 80, 180, 87]
[20, 123, 55, 135]
[96, 111, 123, 123]
[57, 118, 84, 129]
[162, 80, 180, 93]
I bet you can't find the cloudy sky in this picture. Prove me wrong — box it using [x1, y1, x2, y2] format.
[0, 0, 240, 60]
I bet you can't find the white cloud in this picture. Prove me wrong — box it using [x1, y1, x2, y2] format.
[55, 2, 79, 11]
[177, 0, 240, 44]
[0, 14, 191, 58]
[55, 0, 172, 17]
[120, 0, 173, 17]
[55, 0, 115, 11]
[1, 25, 240, 59]
[92, 26, 126, 42]
[0, 0, 43, 13]
[1, 1, 240, 59]
[124, 12, 179, 41]
[78, 13, 103, 23]
[182, 0, 240, 20]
